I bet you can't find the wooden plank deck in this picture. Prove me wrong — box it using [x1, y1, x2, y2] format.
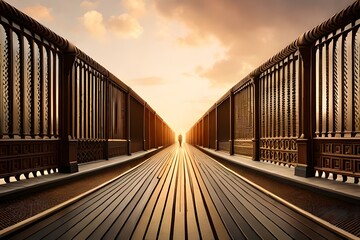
[3, 145, 347, 239]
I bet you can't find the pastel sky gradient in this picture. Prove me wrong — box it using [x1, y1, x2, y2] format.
[6, 0, 355, 136]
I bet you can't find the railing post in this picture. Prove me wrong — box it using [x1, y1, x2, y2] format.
[127, 92, 131, 155]
[143, 103, 146, 151]
[207, 112, 210, 148]
[104, 76, 109, 160]
[252, 76, 260, 161]
[215, 105, 219, 151]
[229, 91, 235, 155]
[154, 113, 157, 148]
[59, 51, 78, 173]
[295, 45, 315, 177]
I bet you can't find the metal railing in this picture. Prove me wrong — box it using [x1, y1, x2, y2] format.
[187, 0, 360, 183]
[0, 0, 174, 183]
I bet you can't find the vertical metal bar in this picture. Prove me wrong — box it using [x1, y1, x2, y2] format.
[74, 61, 78, 138]
[207, 112, 211, 148]
[287, 58, 291, 138]
[315, 44, 321, 137]
[143, 103, 146, 150]
[102, 77, 106, 139]
[261, 76, 265, 139]
[277, 64, 281, 138]
[51, 50, 55, 138]
[19, 32, 25, 138]
[353, 26, 360, 135]
[39, 43, 44, 137]
[344, 30, 353, 136]
[8, 28, 14, 138]
[127, 92, 131, 155]
[88, 69, 92, 139]
[274, 66, 278, 138]
[83, 66, 87, 139]
[253, 76, 260, 161]
[329, 37, 335, 136]
[321, 40, 327, 136]
[95, 74, 98, 139]
[289, 55, 294, 137]
[230, 91, 234, 155]
[109, 83, 113, 139]
[88, 69, 91, 138]
[46, 48, 51, 138]
[294, 53, 299, 137]
[325, 41, 330, 136]
[79, 63, 83, 138]
[30, 42, 36, 138]
[266, 73, 270, 138]
[215, 104, 218, 150]
[280, 60, 285, 137]
[104, 75, 109, 159]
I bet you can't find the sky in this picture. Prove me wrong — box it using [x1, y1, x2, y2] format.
[6, 0, 355, 137]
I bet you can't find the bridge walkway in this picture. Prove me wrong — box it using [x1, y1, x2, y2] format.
[1, 145, 348, 239]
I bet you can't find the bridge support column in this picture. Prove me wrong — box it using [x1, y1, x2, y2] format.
[295, 45, 315, 177]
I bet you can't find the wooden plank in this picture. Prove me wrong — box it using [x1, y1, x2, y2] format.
[131, 148, 177, 239]
[185, 147, 230, 240]
[117, 151, 175, 239]
[5, 145, 347, 240]
[10, 159, 149, 239]
[88, 154, 165, 239]
[196, 154, 262, 240]
[157, 150, 180, 239]
[207, 156, 332, 239]
[190, 146, 344, 240]
[202, 158, 289, 240]
[183, 148, 201, 240]
[173, 149, 186, 238]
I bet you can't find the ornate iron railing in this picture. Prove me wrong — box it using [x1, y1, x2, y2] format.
[187, 0, 360, 183]
[0, 0, 175, 183]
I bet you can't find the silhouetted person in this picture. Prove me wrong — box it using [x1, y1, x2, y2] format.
[178, 134, 183, 147]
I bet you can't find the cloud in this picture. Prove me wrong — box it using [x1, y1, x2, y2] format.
[81, 10, 144, 39]
[107, 14, 143, 38]
[80, 0, 99, 9]
[177, 31, 211, 46]
[122, 0, 146, 17]
[153, 0, 354, 86]
[129, 76, 166, 86]
[23, 5, 53, 22]
[81, 10, 106, 38]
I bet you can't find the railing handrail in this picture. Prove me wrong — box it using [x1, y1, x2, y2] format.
[187, 0, 360, 182]
[251, 0, 360, 79]
[0, 0, 73, 51]
[297, 0, 360, 46]
[0, 0, 157, 107]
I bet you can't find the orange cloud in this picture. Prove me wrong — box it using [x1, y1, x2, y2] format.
[23, 5, 53, 22]
[122, 0, 146, 17]
[81, 10, 107, 38]
[108, 14, 143, 38]
[153, 0, 355, 86]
